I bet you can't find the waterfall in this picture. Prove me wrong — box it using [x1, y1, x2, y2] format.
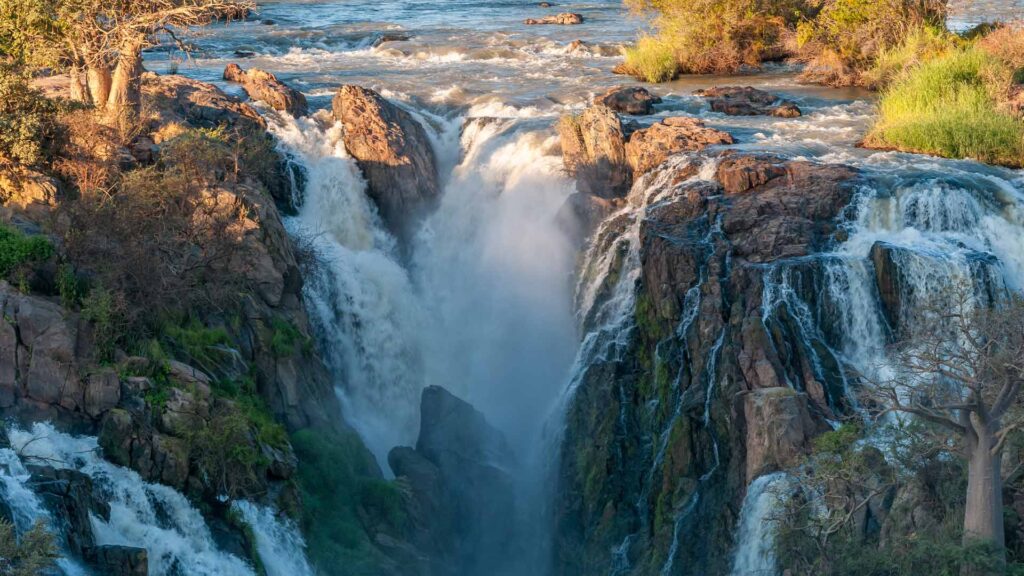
[1, 423, 312, 576]
[730, 472, 791, 576]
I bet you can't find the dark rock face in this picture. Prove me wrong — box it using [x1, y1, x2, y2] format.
[525, 12, 583, 25]
[554, 152, 860, 576]
[332, 85, 440, 243]
[388, 386, 517, 576]
[28, 465, 110, 557]
[596, 86, 662, 115]
[695, 86, 802, 118]
[223, 63, 309, 117]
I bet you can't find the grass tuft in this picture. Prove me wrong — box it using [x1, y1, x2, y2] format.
[623, 36, 679, 83]
[864, 46, 1024, 168]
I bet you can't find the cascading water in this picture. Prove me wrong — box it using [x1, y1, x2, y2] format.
[729, 472, 791, 576]
[0, 423, 313, 576]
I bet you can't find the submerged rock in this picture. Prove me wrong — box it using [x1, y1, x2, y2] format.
[223, 63, 309, 117]
[86, 545, 148, 576]
[332, 85, 440, 243]
[695, 86, 802, 118]
[595, 86, 662, 115]
[525, 12, 583, 25]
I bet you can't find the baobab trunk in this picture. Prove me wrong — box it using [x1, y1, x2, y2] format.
[86, 66, 112, 111]
[962, 427, 1005, 575]
[106, 45, 144, 123]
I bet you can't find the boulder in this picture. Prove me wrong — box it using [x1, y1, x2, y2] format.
[332, 85, 440, 242]
[742, 387, 818, 483]
[86, 545, 148, 576]
[372, 33, 412, 48]
[695, 86, 802, 118]
[142, 72, 266, 131]
[0, 162, 60, 221]
[84, 368, 121, 418]
[525, 12, 583, 25]
[223, 64, 308, 117]
[594, 86, 661, 115]
[28, 465, 110, 556]
[557, 105, 631, 199]
[625, 117, 733, 175]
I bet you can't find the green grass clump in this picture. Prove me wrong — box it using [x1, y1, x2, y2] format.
[0, 225, 51, 278]
[623, 37, 679, 83]
[864, 26, 958, 89]
[865, 47, 1024, 167]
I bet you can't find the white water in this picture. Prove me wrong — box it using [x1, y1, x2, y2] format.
[0, 423, 312, 576]
[730, 472, 790, 576]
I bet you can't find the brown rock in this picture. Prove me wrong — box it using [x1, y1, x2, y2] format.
[557, 105, 631, 199]
[332, 85, 440, 242]
[84, 368, 121, 418]
[595, 86, 662, 115]
[223, 64, 308, 117]
[743, 387, 817, 483]
[625, 117, 733, 175]
[0, 162, 59, 216]
[525, 12, 583, 25]
[142, 72, 267, 131]
[695, 86, 802, 118]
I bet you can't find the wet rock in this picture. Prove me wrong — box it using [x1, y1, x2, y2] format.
[742, 387, 819, 483]
[332, 85, 440, 243]
[28, 465, 109, 556]
[84, 368, 121, 418]
[86, 545, 148, 576]
[557, 105, 631, 199]
[525, 12, 583, 25]
[389, 386, 517, 575]
[539, 1, 555, 6]
[695, 86, 802, 118]
[625, 117, 734, 175]
[233, 50, 256, 58]
[373, 33, 412, 48]
[870, 241, 904, 333]
[223, 63, 309, 117]
[594, 86, 662, 115]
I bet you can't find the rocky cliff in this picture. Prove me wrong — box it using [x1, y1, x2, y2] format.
[554, 149, 860, 576]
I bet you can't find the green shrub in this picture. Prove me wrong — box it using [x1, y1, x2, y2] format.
[0, 224, 51, 279]
[269, 317, 309, 358]
[81, 286, 124, 363]
[162, 319, 232, 375]
[0, 519, 59, 576]
[863, 26, 959, 89]
[0, 63, 65, 167]
[291, 428, 400, 576]
[624, 0, 809, 78]
[797, 0, 948, 86]
[864, 47, 1024, 167]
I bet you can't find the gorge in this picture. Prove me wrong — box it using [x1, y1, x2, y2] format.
[2, 1, 1024, 576]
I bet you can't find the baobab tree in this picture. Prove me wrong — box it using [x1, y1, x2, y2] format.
[0, 0, 252, 121]
[872, 287, 1024, 573]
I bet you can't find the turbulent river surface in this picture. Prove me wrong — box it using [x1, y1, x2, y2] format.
[77, 1, 1023, 575]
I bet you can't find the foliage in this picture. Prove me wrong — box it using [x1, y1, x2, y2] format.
[862, 25, 959, 89]
[80, 286, 124, 363]
[624, 0, 808, 77]
[0, 63, 66, 167]
[864, 45, 1024, 167]
[796, 0, 946, 75]
[0, 224, 52, 280]
[291, 428, 403, 576]
[0, 519, 59, 576]
[269, 317, 308, 358]
[187, 401, 268, 498]
[622, 36, 679, 82]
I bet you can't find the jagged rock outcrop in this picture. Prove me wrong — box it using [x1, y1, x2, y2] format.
[554, 151, 860, 576]
[595, 86, 662, 115]
[625, 117, 733, 174]
[389, 386, 517, 576]
[695, 86, 802, 118]
[525, 12, 583, 25]
[142, 72, 266, 131]
[332, 85, 440, 242]
[558, 105, 632, 199]
[87, 545, 149, 576]
[223, 63, 309, 117]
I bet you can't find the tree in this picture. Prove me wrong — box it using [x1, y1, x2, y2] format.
[870, 288, 1024, 573]
[0, 0, 252, 121]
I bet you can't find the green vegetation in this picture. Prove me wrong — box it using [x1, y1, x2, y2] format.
[0, 63, 67, 167]
[291, 428, 404, 576]
[0, 519, 59, 576]
[622, 0, 807, 80]
[0, 224, 51, 280]
[622, 36, 679, 83]
[864, 44, 1024, 167]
